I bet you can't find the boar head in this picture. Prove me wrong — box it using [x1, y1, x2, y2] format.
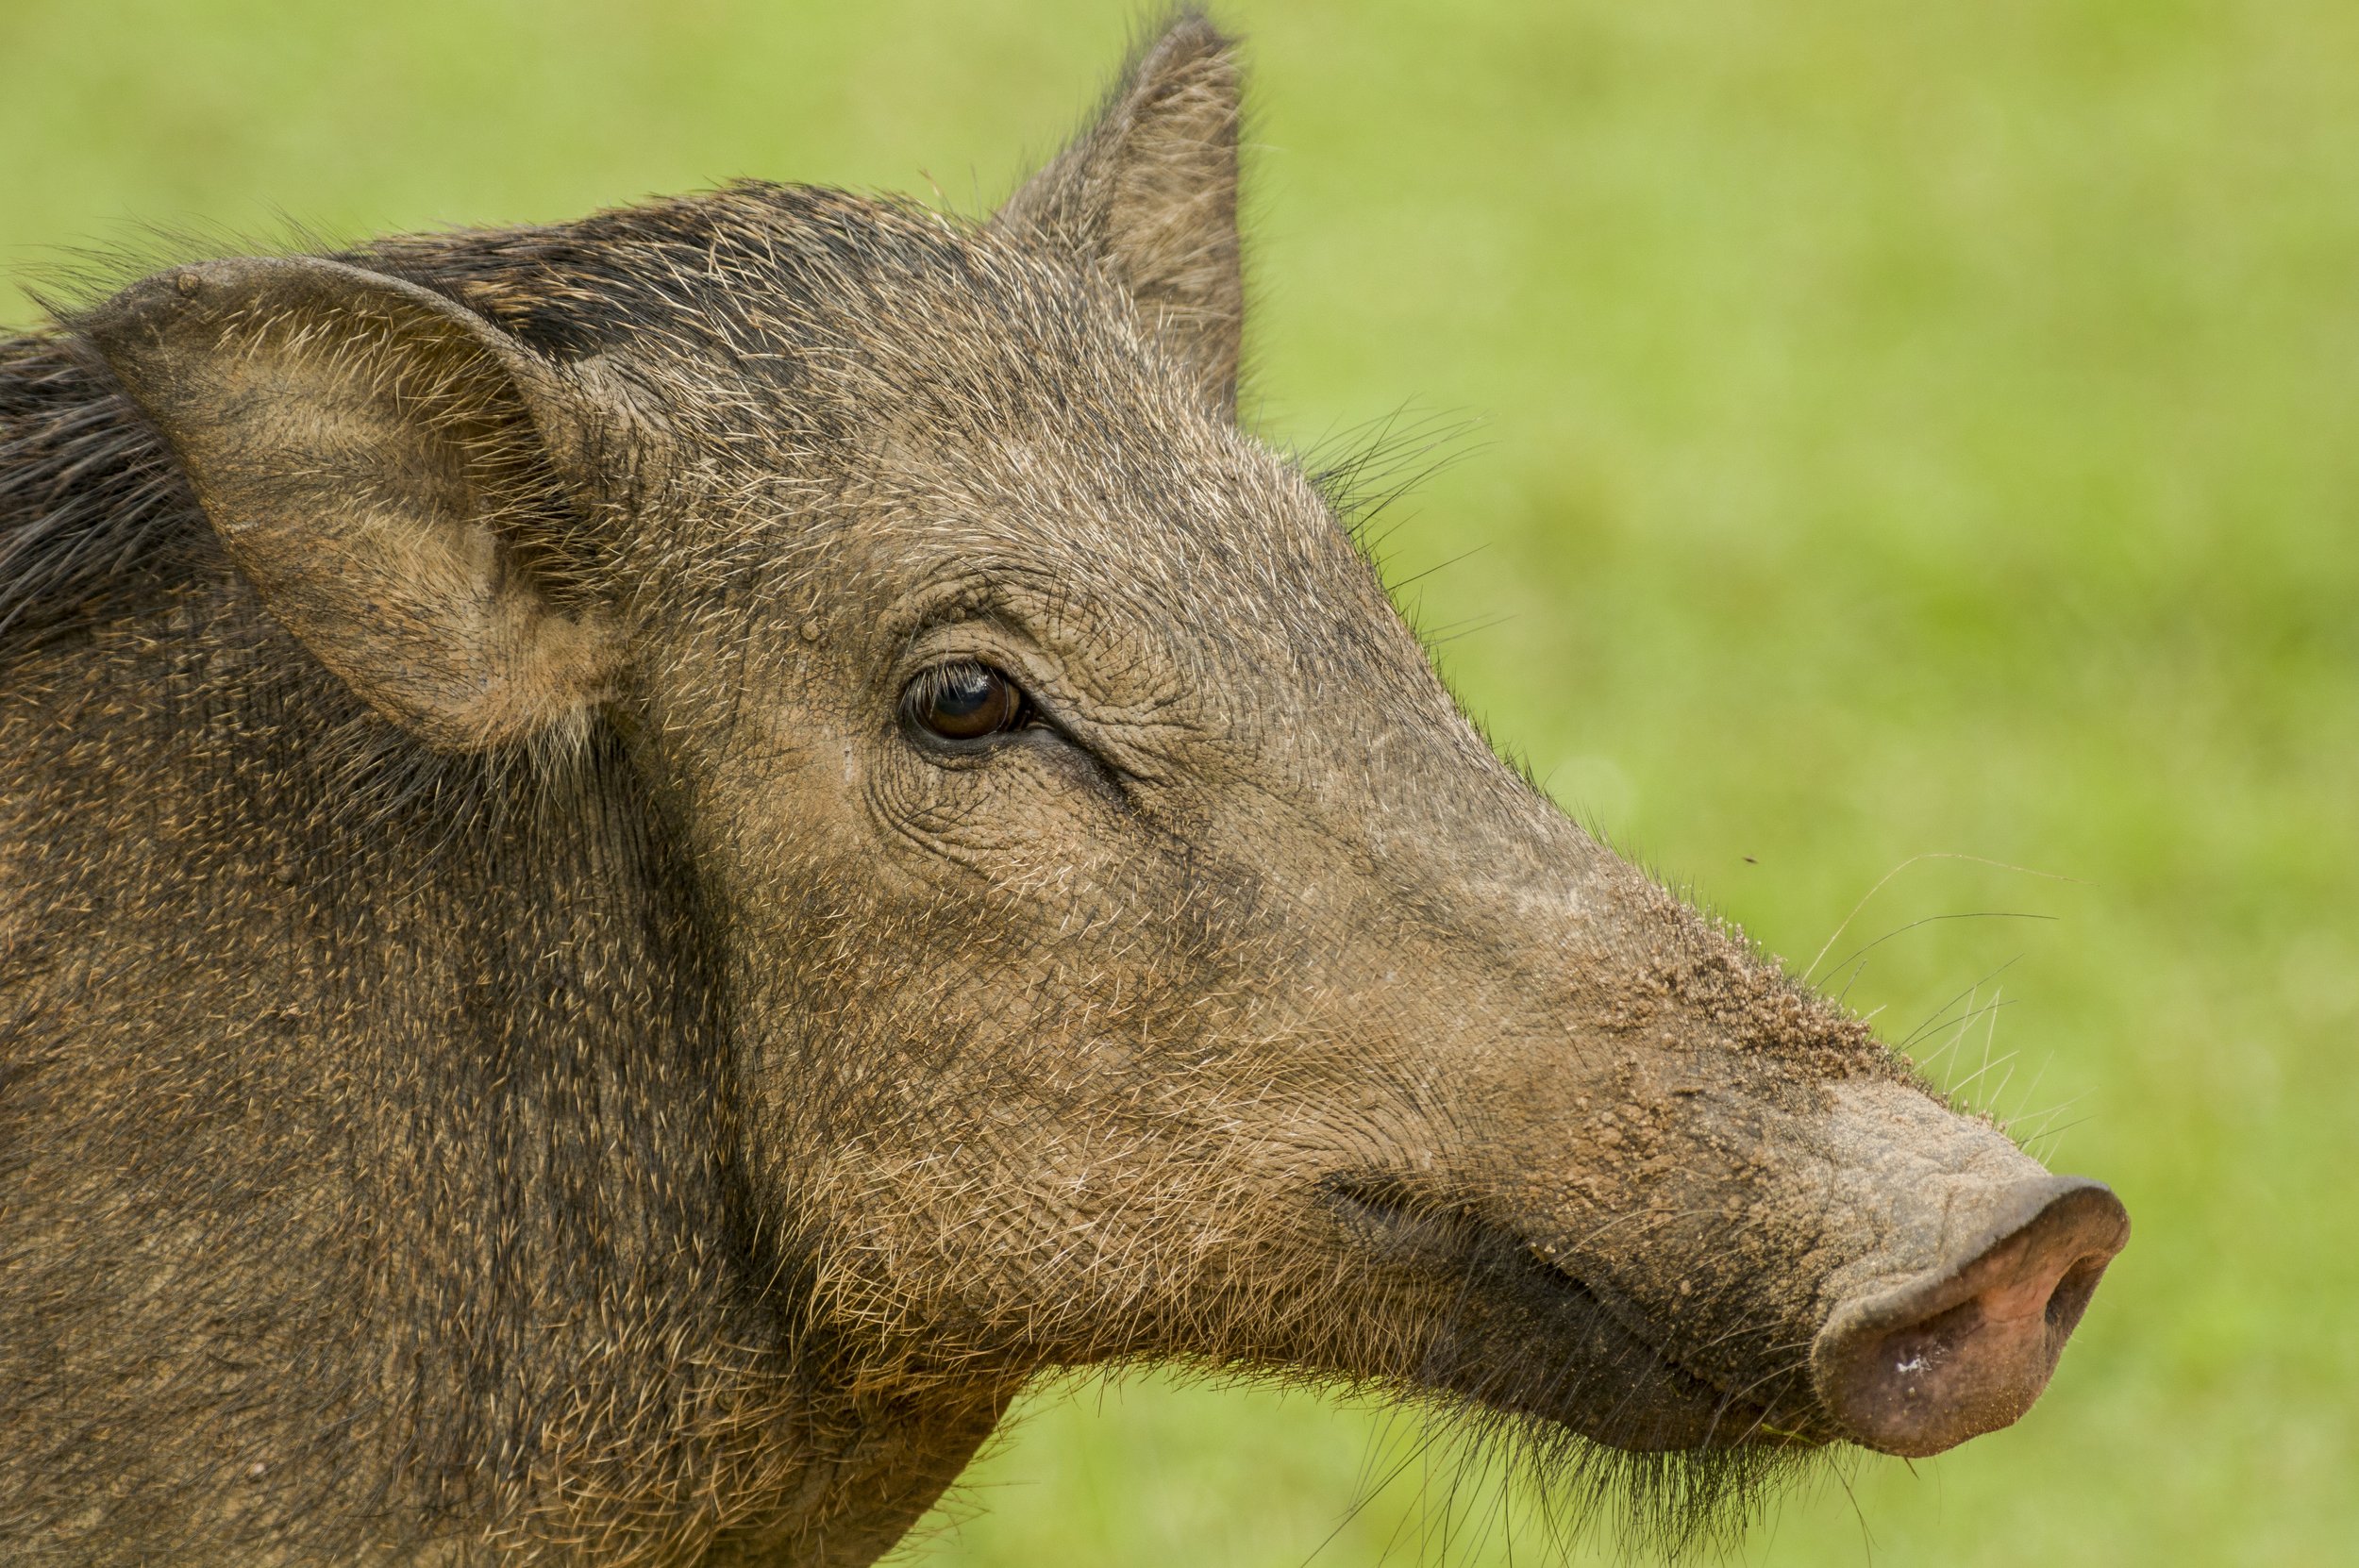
[85, 11, 2127, 1548]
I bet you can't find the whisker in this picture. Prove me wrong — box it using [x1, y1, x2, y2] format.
[1814, 912, 2054, 999]
[1803, 852, 2086, 984]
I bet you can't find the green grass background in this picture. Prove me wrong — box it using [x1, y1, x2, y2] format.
[5, 1, 2351, 1561]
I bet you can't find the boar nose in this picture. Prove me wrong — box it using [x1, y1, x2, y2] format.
[1811, 1176, 2129, 1458]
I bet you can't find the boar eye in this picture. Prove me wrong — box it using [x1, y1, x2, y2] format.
[905, 659, 1029, 742]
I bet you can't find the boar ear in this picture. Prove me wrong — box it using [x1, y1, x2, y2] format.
[995, 12, 1245, 417]
[83, 257, 619, 752]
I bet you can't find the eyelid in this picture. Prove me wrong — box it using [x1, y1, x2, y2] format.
[895, 621, 1063, 720]
[895, 650, 1135, 798]
[886, 604, 1145, 787]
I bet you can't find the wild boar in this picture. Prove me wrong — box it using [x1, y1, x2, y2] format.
[0, 12, 2127, 1565]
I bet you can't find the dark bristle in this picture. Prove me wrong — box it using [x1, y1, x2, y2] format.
[0, 181, 947, 661]
[0, 334, 203, 648]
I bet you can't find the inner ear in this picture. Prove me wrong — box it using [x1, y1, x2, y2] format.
[994, 13, 1245, 417]
[83, 257, 619, 752]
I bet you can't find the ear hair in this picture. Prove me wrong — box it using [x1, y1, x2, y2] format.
[995, 12, 1246, 418]
[84, 257, 622, 752]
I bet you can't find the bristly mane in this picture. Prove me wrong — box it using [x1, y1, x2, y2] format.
[0, 331, 202, 651]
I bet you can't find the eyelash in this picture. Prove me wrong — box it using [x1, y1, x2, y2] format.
[902, 659, 1033, 742]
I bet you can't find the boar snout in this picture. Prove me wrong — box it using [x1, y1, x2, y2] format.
[1812, 1175, 2128, 1457]
[1417, 1058, 2132, 1465]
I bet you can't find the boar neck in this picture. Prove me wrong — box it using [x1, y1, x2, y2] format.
[0, 522, 992, 1560]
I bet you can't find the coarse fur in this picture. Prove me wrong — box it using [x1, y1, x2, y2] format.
[0, 13, 2124, 1565]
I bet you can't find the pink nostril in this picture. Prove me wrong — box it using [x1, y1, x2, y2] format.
[1813, 1178, 2130, 1458]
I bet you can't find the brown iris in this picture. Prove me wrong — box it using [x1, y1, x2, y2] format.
[907, 660, 1028, 741]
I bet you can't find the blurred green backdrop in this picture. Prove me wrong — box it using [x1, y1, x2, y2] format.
[5, 1, 2351, 1562]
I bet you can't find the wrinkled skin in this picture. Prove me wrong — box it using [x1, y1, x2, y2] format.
[0, 13, 2126, 1565]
